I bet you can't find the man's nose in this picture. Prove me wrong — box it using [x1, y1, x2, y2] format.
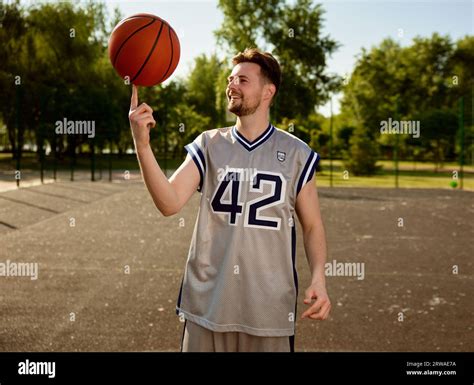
[228, 84, 238, 95]
[228, 78, 240, 89]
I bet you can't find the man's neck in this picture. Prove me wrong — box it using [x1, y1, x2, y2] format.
[235, 113, 270, 142]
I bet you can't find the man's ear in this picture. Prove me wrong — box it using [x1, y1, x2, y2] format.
[264, 83, 276, 101]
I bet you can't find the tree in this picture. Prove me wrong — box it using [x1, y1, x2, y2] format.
[0, 0, 120, 166]
[186, 54, 225, 128]
[343, 127, 380, 176]
[340, 33, 473, 174]
[0, 0, 28, 160]
[337, 126, 355, 152]
[415, 109, 458, 170]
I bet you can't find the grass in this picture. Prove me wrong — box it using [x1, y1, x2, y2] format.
[317, 160, 474, 190]
[316, 173, 473, 190]
[1, 153, 472, 190]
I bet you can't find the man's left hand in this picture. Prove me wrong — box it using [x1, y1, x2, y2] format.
[301, 283, 331, 320]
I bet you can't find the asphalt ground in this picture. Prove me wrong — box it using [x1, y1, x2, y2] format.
[0, 180, 472, 351]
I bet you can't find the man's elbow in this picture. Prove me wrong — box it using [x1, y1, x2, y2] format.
[159, 204, 180, 217]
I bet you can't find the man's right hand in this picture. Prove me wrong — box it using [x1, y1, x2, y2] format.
[129, 84, 156, 150]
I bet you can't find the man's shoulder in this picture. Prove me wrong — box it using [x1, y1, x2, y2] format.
[203, 126, 232, 136]
[199, 126, 233, 143]
[273, 126, 312, 151]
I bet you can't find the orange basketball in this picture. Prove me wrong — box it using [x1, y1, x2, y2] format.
[108, 13, 180, 86]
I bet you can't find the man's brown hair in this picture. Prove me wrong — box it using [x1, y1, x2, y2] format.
[232, 48, 282, 99]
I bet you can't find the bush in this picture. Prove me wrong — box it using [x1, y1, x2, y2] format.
[343, 128, 380, 175]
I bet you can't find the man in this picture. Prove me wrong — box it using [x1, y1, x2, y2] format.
[129, 48, 331, 352]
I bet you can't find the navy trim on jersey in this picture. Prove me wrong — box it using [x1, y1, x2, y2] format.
[291, 217, 298, 297]
[232, 124, 275, 152]
[185, 142, 206, 192]
[296, 150, 320, 195]
[291, 216, 297, 353]
[176, 276, 184, 315]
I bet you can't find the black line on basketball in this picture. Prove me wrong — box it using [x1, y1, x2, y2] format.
[131, 20, 165, 83]
[158, 24, 174, 84]
[113, 18, 155, 66]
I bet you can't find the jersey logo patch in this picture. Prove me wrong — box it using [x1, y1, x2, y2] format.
[277, 151, 286, 162]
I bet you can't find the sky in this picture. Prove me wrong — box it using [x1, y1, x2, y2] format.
[104, 0, 473, 116]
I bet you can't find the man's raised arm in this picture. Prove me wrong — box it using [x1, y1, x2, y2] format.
[128, 85, 200, 216]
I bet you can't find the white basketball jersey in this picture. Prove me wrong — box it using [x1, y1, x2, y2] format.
[176, 124, 319, 337]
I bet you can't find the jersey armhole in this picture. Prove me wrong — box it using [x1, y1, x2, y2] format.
[184, 142, 206, 192]
[296, 150, 319, 197]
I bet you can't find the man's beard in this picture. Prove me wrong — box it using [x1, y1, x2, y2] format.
[227, 94, 261, 116]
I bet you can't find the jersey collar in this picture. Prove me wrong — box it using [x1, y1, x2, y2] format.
[232, 123, 275, 152]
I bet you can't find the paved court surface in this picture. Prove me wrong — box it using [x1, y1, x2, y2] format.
[0, 180, 472, 351]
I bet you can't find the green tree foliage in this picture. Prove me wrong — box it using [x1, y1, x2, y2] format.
[414, 109, 458, 170]
[186, 54, 225, 128]
[0, 0, 129, 163]
[343, 127, 380, 176]
[340, 33, 473, 174]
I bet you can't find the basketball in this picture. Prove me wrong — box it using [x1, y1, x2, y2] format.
[108, 13, 180, 86]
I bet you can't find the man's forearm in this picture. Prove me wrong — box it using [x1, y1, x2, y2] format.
[302, 225, 328, 285]
[136, 144, 178, 216]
